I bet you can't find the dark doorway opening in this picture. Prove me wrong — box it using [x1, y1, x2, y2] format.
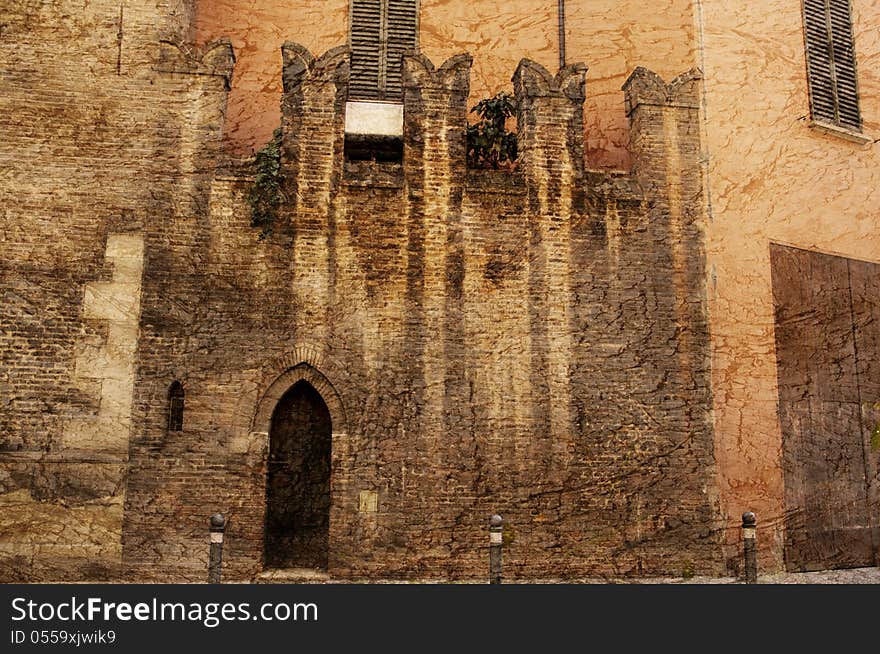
[264, 380, 332, 569]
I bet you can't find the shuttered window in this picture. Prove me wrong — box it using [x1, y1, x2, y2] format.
[349, 0, 418, 101]
[803, 0, 862, 131]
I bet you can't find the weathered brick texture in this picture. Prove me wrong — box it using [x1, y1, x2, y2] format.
[1, 5, 723, 581]
[0, 0, 226, 581]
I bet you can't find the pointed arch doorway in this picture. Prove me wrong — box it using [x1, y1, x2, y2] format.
[264, 380, 332, 569]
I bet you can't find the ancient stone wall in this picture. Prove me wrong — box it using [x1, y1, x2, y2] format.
[0, 0, 231, 581]
[117, 44, 722, 581]
[2, 2, 723, 582]
[5, 2, 878, 583]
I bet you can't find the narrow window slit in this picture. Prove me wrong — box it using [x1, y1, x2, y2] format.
[167, 381, 185, 432]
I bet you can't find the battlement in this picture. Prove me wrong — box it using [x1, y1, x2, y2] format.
[147, 37, 704, 201]
[208, 42, 707, 244]
[270, 43, 700, 179]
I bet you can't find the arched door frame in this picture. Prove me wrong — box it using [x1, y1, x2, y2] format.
[251, 362, 348, 571]
[252, 363, 348, 438]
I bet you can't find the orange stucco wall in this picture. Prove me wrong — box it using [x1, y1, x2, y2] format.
[194, 0, 696, 168]
[699, 0, 880, 568]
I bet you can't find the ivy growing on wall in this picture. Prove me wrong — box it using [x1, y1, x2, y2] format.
[466, 92, 518, 170]
[248, 127, 284, 238]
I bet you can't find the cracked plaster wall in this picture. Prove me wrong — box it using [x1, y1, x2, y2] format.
[699, 1, 880, 572]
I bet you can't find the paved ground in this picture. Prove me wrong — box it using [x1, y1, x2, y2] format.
[251, 566, 880, 584]
[580, 566, 880, 584]
[57, 566, 879, 584]
[749, 566, 880, 584]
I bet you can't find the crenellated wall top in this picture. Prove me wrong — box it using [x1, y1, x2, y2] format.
[512, 59, 589, 103]
[402, 53, 473, 94]
[158, 38, 236, 88]
[281, 43, 350, 94]
[622, 67, 702, 116]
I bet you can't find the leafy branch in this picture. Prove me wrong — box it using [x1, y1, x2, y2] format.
[466, 92, 518, 170]
[248, 127, 285, 238]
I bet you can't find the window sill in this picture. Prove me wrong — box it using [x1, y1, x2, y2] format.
[809, 120, 873, 145]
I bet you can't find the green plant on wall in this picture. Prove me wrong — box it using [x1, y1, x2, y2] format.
[466, 92, 518, 170]
[248, 127, 284, 238]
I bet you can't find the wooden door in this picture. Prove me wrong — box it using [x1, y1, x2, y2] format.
[850, 260, 880, 565]
[771, 245, 878, 570]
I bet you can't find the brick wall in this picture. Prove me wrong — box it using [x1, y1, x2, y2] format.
[1, 3, 721, 581]
[0, 0, 231, 580]
[116, 46, 722, 581]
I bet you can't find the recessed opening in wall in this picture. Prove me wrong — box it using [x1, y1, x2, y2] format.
[167, 381, 184, 433]
[344, 100, 403, 163]
[264, 380, 332, 570]
[344, 134, 404, 162]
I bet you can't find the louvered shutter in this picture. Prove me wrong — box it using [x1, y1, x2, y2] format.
[803, 0, 836, 124]
[383, 0, 419, 99]
[349, 0, 418, 101]
[803, 0, 862, 131]
[350, 0, 383, 100]
[828, 1, 860, 129]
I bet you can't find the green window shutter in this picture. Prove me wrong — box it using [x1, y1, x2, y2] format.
[349, 0, 418, 101]
[803, 0, 862, 131]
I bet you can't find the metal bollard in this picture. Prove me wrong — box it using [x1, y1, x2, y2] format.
[208, 513, 226, 584]
[489, 514, 503, 585]
[742, 511, 757, 584]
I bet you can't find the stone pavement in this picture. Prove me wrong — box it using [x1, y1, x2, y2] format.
[250, 566, 880, 584]
[749, 566, 880, 584]
[576, 566, 880, 584]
